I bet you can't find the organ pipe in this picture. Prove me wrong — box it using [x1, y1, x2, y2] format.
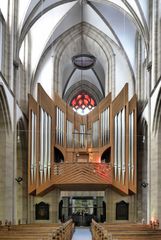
[44, 112, 48, 182]
[31, 112, 35, 183]
[34, 113, 37, 181]
[114, 114, 118, 179]
[121, 109, 125, 184]
[118, 112, 121, 181]
[40, 108, 44, 184]
[48, 116, 51, 179]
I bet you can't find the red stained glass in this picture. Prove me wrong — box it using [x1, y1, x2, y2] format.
[91, 99, 95, 106]
[85, 95, 90, 101]
[84, 99, 88, 105]
[71, 99, 76, 106]
[78, 99, 83, 105]
[70, 92, 96, 113]
[77, 95, 82, 100]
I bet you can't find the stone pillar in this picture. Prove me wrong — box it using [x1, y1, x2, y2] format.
[135, 32, 142, 100]
[151, 0, 159, 88]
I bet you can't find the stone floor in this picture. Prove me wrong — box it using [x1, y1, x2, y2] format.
[72, 227, 92, 240]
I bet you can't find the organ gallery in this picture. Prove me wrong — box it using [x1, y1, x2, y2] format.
[28, 83, 137, 197]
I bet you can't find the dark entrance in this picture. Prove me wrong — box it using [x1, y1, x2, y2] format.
[61, 196, 106, 226]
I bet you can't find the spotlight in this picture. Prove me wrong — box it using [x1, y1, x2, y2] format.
[15, 177, 23, 183]
[141, 182, 148, 188]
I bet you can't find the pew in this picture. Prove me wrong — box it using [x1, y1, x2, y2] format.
[0, 219, 74, 240]
[91, 219, 161, 240]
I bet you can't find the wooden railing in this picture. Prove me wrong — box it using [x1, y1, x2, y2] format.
[36, 162, 113, 194]
[35, 162, 113, 195]
[51, 162, 112, 185]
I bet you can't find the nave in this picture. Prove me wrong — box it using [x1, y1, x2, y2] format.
[1, 220, 161, 240]
[72, 227, 92, 240]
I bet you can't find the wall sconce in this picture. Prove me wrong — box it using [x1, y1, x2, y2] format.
[15, 177, 23, 183]
[141, 181, 148, 188]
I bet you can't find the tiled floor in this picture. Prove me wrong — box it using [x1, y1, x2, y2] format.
[72, 227, 92, 240]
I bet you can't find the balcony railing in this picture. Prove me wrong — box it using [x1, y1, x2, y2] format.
[51, 162, 112, 185]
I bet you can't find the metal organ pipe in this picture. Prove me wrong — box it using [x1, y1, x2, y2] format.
[114, 114, 118, 179]
[121, 109, 125, 184]
[34, 113, 37, 182]
[44, 112, 48, 182]
[40, 108, 44, 184]
[31, 112, 34, 183]
[129, 112, 134, 182]
[131, 112, 134, 183]
[48, 116, 51, 180]
[118, 112, 121, 181]
[62, 111, 64, 145]
[56, 107, 58, 144]
[58, 108, 60, 145]
[107, 107, 110, 143]
[101, 112, 103, 145]
[60, 110, 62, 145]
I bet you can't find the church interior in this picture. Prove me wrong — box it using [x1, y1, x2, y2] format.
[0, 0, 161, 238]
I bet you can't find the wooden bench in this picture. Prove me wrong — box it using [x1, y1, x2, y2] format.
[91, 219, 161, 240]
[0, 219, 74, 240]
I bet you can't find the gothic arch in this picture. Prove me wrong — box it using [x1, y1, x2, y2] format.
[52, 23, 114, 97]
[153, 87, 161, 134]
[137, 117, 148, 222]
[16, 118, 28, 223]
[63, 80, 103, 105]
[0, 84, 11, 220]
[0, 84, 11, 133]
[31, 23, 115, 98]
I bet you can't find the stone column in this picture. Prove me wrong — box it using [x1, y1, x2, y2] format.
[151, 0, 159, 88]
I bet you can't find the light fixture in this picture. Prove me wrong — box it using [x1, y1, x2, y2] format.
[72, 54, 96, 70]
[141, 182, 148, 188]
[15, 177, 23, 183]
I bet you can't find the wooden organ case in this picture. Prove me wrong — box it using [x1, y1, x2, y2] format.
[28, 83, 137, 196]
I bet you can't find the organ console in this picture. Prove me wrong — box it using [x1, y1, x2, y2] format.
[28, 83, 137, 196]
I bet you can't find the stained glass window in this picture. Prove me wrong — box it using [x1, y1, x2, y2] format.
[71, 92, 96, 115]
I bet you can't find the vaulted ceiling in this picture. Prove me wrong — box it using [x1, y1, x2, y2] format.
[16, 0, 149, 101]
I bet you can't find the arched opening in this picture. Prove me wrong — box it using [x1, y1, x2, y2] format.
[0, 85, 11, 220]
[54, 147, 64, 163]
[137, 118, 148, 222]
[101, 148, 111, 163]
[16, 118, 28, 224]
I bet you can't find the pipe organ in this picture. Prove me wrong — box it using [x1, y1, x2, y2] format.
[28, 83, 137, 195]
[114, 108, 125, 184]
[56, 107, 64, 146]
[40, 108, 51, 183]
[92, 120, 99, 147]
[31, 111, 36, 184]
[66, 120, 73, 147]
[101, 107, 110, 146]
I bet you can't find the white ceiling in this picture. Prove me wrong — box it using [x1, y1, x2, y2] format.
[15, 0, 149, 99]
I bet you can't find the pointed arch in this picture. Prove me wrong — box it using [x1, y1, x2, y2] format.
[153, 88, 161, 134]
[16, 117, 28, 223]
[0, 84, 11, 133]
[63, 80, 103, 105]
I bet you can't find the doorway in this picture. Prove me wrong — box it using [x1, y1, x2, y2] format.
[60, 196, 106, 226]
